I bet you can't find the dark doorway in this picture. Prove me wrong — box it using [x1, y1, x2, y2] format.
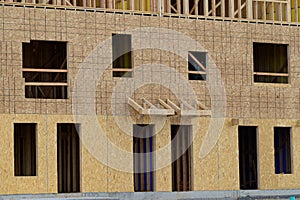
[239, 126, 258, 190]
[171, 125, 193, 191]
[133, 124, 155, 192]
[14, 123, 37, 176]
[57, 123, 80, 193]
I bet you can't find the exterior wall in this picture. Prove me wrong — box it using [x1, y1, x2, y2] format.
[0, 4, 300, 194]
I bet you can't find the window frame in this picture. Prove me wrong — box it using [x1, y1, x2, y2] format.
[112, 33, 133, 78]
[187, 51, 207, 81]
[22, 40, 68, 99]
[253, 42, 290, 84]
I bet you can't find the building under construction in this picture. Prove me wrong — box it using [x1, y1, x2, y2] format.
[0, 0, 300, 199]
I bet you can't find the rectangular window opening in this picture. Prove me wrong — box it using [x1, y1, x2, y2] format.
[274, 127, 292, 174]
[238, 126, 258, 190]
[14, 123, 37, 176]
[57, 123, 80, 193]
[253, 42, 289, 84]
[188, 51, 207, 81]
[22, 40, 68, 99]
[171, 125, 193, 191]
[133, 124, 155, 192]
[112, 34, 132, 78]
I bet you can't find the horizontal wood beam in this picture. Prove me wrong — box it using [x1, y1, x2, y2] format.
[22, 68, 68, 73]
[25, 82, 68, 86]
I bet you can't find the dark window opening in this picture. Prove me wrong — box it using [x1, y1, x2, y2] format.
[22, 40, 68, 99]
[274, 127, 292, 174]
[188, 51, 207, 81]
[112, 34, 132, 78]
[253, 43, 288, 84]
[133, 124, 155, 192]
[14, 123, 36, 176]
[239, 126, 258, 190]
[57, 123, 80, 193]
[171, 125, 192, 191]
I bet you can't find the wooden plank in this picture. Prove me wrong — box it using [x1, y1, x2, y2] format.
[25, 82, 68, 86]
[270, 2, 274, 20]
[183, 0, 189, 15]
[166, 99, 181, 113]
[287, 0, 291, 21]
[221, 0, 225, 17]
[204, 0, 208, 16]
[166, 0, 171, 13]
[22, 68, 68, 73]
[229, 0, 234, 18]
[195, 0, 199, 15]
[158, 99, 174, 110]
[212, 0, 216, 16]
[253, 72, 289, 77]
[263, 0, 266, 20]
[112, 68, 133, 72]
[188, 52, 206, 71]
[247, 0, 253, 19]
[188, 71, 206, 75]
[238, 0, 241, 18]
[176, 0, 181, 14]
[128, 98, 143, 114]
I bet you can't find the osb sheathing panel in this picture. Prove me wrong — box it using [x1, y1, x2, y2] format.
[1, 115, 300, 194]
[0, 4, 299, 194]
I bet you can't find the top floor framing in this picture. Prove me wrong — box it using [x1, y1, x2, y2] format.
[1, 0, 300, 24]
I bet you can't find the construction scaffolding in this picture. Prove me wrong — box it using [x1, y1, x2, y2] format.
[1, 0, 299, 23]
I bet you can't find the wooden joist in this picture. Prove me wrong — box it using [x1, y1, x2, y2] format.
[128, 98, 175, 116]
[166, 99, 211, 117]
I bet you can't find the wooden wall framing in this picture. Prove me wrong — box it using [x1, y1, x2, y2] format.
[1, 0, 298, 22]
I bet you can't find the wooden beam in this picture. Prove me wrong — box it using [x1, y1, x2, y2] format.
[25, 82, 68, 86]
[197, 101, 208, 110]
[246, 0, 253, 19]
[166, 99, 181, 113]
[229, 0, 234, 18]
[22, 68, 68, 73]
[212, 0, 216, 16]
[183, 0, 189, 15]
[166, 0, 171, 13]
[204, 0, 208, 16]
[128, 98, 143, 114]
[176, 0, 181, 14]
[253, 72, 289, 76]
[158, 99, 173, 110]
[287, 0, 291, 21]
[221, 0, 225, 17]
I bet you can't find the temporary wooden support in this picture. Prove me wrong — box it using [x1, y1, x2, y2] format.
[25, 82, 68, 86]
[166, 99, 211, 117]
[22, 68, 68, 73]
[128, 98, 175, 116]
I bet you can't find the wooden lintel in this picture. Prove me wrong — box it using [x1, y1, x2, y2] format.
[143, 108, 175, 116]
[296, 120, 300, 127]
